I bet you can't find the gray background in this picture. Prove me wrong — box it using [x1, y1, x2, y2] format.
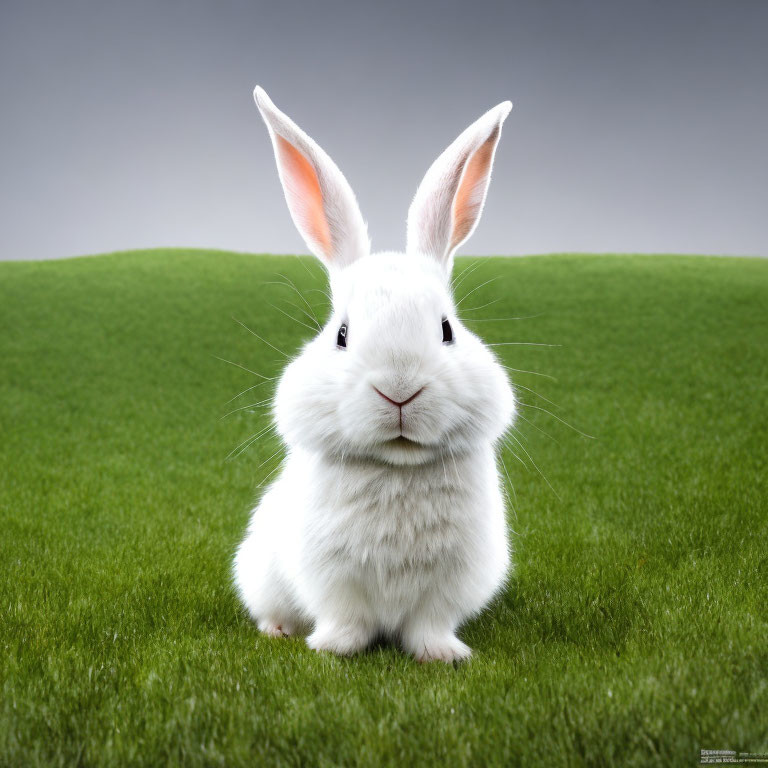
[1, 0, 766, 261]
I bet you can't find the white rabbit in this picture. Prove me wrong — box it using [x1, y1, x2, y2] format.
[233, 87, 515, 662]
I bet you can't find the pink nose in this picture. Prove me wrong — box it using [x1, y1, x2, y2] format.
[373, 386, 423, 407]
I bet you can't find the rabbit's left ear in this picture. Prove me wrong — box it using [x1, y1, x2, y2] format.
[254, 87, 370, 270]
[406, 101, 512, 276]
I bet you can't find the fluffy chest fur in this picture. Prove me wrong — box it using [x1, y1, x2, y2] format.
[309, 454, 477, 569]
[280, 448, 501, 630]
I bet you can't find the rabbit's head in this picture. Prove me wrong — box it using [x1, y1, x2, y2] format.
[255, 87, 515, 466]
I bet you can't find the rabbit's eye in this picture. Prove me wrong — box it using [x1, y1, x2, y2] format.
[442, 317, 454, 344]
[336, 323, 348, 349]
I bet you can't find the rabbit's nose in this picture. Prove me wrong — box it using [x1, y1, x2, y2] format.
[373, 386, 424, 408]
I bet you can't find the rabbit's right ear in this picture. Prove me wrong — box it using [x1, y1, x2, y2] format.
[406, 101, 512, 276]
[254, 87, 370, 270]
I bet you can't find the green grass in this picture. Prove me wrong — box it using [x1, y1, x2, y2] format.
[1, 249, 767, 767]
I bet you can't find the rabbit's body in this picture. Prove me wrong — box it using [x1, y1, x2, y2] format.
[235, 443, 509, 659]
[233, 89, 515, 661]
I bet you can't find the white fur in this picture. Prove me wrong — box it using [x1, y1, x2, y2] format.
[234, 88, 514, 662]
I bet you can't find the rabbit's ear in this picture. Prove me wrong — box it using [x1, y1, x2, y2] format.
[254, 87, 370, 269]
[406, 101, 512, 275]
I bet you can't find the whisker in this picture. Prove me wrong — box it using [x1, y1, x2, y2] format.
[456, 277, 500, 307]
[306, 287, 333, 304]
[257, 461, 284, 488]
[451, 260, 484, 292]
[451, 258, 481, 284]
[459, 297, 504, 313]
[518, 401, 596, 439]
[488, 342, 561, 348]
[262, 279, 323, 329]
[213, 355, 272, 380]
[257, 446, 284, 469]
[507, 430, 561, 500]
[224, 380, 275, 405]
[512, 381, 561, 410]
[516, 411, 559, 443]
[500, 364, 557, 381]
[293, 254, 318, 281]
[464, 313, 545, 323]
[498, 454, 517, 521]
[220, 398, 274, 420]
[274, 272, 323, 326]
[502, 438, 529, 471]
[280, 299, 321, 330]
[269, 302, 318, 333]
[232, 316, 289, 359]
[225, 423, 276, 462]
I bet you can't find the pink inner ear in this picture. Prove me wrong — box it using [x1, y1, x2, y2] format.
[276, 135, 332, 257]
[450, 125, 500, 252]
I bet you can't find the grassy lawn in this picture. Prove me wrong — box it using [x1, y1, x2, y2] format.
[1, 249, 767, 767]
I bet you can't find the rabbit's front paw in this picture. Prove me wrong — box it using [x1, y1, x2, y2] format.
[406, 632, 473, 664]
[306, 621, 373, 656]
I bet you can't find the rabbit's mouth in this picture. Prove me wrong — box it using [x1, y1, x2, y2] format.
[373, 435, 440, 466]
[389, 436, 421, 447]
